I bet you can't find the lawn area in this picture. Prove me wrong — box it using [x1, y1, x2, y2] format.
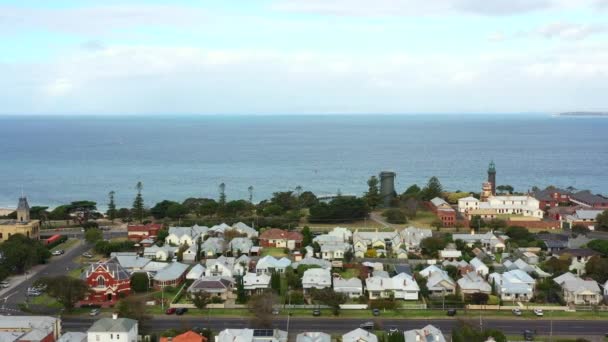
[27, 294, 62, 309]
[407, 210, 437, 228]
[68, 266, 85, 278]
[261, 247, 287, 257]
[305, 220, 385, 231]
[51, 238, 79, 252]
[339, 268, 360, 279]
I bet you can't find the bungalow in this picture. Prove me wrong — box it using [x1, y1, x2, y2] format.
[143, 245, 178, 261]
[469, 257, 489, 276]
[453, 232, 506, 253]
[189, 276, 235, 301]
[215, 329, 287, 342]
[439, 248, 462, 261]
[201, 237, 225, 257]
[160, 331, 207, 342]
[127, 223, 162, 242]
[564, 209, 605, 230]
[343, 329, 377, 342]
[489, 270, 535, 302]
[554, 249, 598, 276]
[186, 264, 206, 280]
[231, 222, 259, 238]
[553, 272, 602, 305]
[365, 272, 419, 300]
[503, 259, 551, 278]
[165, 225, 209, 246]
[420, 265, 456, 297]
[396, 249, 408, 259]
[229, 237, 254, 256]
[153, 262, 189, 288]
[81, 258, 131, 304]
[457, 271, 491, 299]
[537, 233, 569, 253]
[404, 325, 446, 342]
[353, 229, 401, 258]
[209, 222, 259, 239]
[400, 227, 433, 251]
[296, 332, 331, 342]
[205, 255, 250, 277]
[182, 244, 200, 262]
[320, 242, 351, 260]
[243, 272, 271, 295]
[259, 228, 303, 250]
[256, 255, 291, 275]
[333, 278, 363, 298]
[302, 268, 332, 293]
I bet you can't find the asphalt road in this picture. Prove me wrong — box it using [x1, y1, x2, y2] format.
[60, 316, 608, 336]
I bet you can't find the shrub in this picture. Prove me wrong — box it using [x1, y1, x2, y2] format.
[382, 209, 407, 224]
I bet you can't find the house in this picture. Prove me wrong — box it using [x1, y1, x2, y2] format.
[113, 254, 151, 273]
[400, 227, 433, 251]
[531, 188, 571, 209]
[255, 256, 291, 275]
[521, 252, 539, 265]
[189, 276, 235, 300]
[243, 272, 271, 294]
[215, 329, 288, 342]
[503, 259, 551, 278]
[469, 257, 489, 276]
[489, 270, 535, 302]
[302, 268, 332, 292]
[453, 232, 506, 252]
[87, 314, 138, 342]
[152, 262, 189, 288]
[320, 242, 350, 260]
[296, 332, 331, 342]
[201, 237, 225, 257]
[429, 197, 457, 227]
[81, 258, 131, 304]
[143, 245, 178, 261]
[457, 271, 491, 299]
[365, 272, 419, 300]
[564, 209, 605, 230]
[205, 256, 249, 277]
[229, 237, 254, 255]
[59, 332, 87, 342]
[343, 329, 377, 342]
[537, 233, 569, 253]
[439, 247, 462, 261]
[165, 225, 209, 246]
[353, 229, 401, 258]
[0, 316, 61, 342]
[553, 272, 602, 305]
[403, 325, 446, 342]
[554, 249, 598, 276]
[419, 266, 456, 297]
[333, 277, 363, 298]
[127, 223, 162, 242]
[209, 222, 258, 239]
[604, 280, 608, 298]
[182, 244, 200, 262]
[569, 190, 608, 209]
[259, 229, 303, 250]
[292, 257, 332, 270]
[186, 264, 206, 280]
[160, 331, 207, 342]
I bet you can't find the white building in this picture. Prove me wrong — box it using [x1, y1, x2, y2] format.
[87, 315, 138, 342]
[165, 225, 208, 246]
[302, 268, 332, 292]
[365, 272, 419, 300]
[215, 329, 287, 342]
[333, 277, 364, 298]
[489, 270, 535, 302]
[403, 325, 446, 342]
[553, 272, 602, 305]
[296, 332, 331, 342]
[458, 195, 543, 219]
[243, 272, 271, 294]
[469, 257, 489, 276]
[343, 329, 377, 342]
[256, 256, 291, 275]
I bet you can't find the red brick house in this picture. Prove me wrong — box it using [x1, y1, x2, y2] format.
[532, 188, 571, 209]
[81, 258, 131, 305]
[259, 228, 303, 250]
[428, 197, 456, 227]
[570, 190, 608, 209]
[127, 223, 162, 242]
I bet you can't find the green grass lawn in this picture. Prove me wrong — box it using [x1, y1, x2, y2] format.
[68, 266, 85, 279]
[407, 210, 437, 228]
[27, 294, 62, 309]
[261, 247, 287, 257]
[339, 268, 360, 279]
[51, 238, 79, 252]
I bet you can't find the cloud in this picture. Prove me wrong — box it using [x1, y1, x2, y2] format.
[536, 22, 608, 40]
[2, 44, 607, 114]
[271, 0, 596, 16]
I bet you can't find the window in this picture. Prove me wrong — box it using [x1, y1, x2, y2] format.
[97, 276, 105, 287]
[111, 334, 113, 339]
[116, 334, 120, 339]
[96, 335, 100, 341]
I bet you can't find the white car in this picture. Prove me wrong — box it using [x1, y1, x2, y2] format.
[51, 250, 64, 256]
[533, 308, 544, 317]
[90, 308, 100, 316]
[0, 281, 9, 289]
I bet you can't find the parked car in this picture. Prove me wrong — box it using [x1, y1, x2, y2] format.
[176, 308, 188, 315]
[512, 308, 522, 316]
[360, 322, 374, 331]
[90, 308, 100, 316]
[26, 290, 41, 297]
[523, 329, 534, 341]
[388, 327, 399, 334]
[272, 308, 280, 315]
[447, 309, 457, 316]
[312, 309, 321, 317]
[52, 250, 64, 256]
[0, 281, 9, 289]
[372, 308, 380, 316]
[533, 309, 544, 317]
[82, 252, 93, 258]
[165, 308, 176, 315]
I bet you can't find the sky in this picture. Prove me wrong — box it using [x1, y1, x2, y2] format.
[1, 0, 607, 115]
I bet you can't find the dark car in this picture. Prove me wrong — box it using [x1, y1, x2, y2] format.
[523, 330, 534, 341]
[312, 309, 321, 316]
[372, 308, 380, 316]
[165, 308, 176, 315]
[447, 309, 457, 316]
[176, 308, 188, 315]
[360, 322, 374, 331]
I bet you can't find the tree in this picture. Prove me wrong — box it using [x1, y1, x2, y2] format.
[594, 210, 608, 231]
[301, 226, 313, 247]
[107, 191, 117, 223]
[365, 176, 382, 209]
[166, 202, 188, 220]
[189, 291, 211, 309]
[36, 275, 89, 311]
[487, 219, 507, 231]
[402, 184, 421, 198]
[431, 219, 444, 231]
[344, 249, 354, 263]
[132, 181, 145, 223]
[310, 288, 347, 316]
[420, 237, 447, 258]
[299, 191, 319, 208]
[571, 224, 590, 236]
[247, 293, 278, 328]
[219, 183, 226, 206]
[382, 209, 407, 224]
[235, 275, 248, 304]
[0, 234, 50, 274]
[542, 256, 570, 276]
[420, 176, 443, 201]
[452, 320, 506, 342]
[150, 200, 177, 219]
[496, 185, 514, 194]
[469, 215, 485, 231]
[309, 197, 369, 223]
[248, 185, 254, 203]
[157, 229, 169, 244]
[587, 240, 608, 256]
[85, 228, 103, 243]
[68, 200, 98, 224]
[131, 272, 150, 292]
[270, 271, 281, 293]
[585, 256, 608, 284]
[117, 296, 150, 322]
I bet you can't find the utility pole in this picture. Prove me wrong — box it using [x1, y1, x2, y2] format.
[286, 287, 292, 333]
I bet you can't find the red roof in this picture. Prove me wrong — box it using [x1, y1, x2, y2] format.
[160, 331, 206, 342]
[127, 223, 162, 232]
[259, 228, 303, 241]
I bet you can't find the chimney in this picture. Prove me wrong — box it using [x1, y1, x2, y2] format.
[416, 334, 420, 342]
[112, 313, 118, 320]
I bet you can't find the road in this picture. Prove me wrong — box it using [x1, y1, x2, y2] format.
[60, 316, 608, 335]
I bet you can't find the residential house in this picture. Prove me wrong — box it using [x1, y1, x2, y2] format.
[537, 233, 569, 253]
[127, 223, 162, 242]
[215, 329, 288, 342]
[296, 332, 331, 342]
[143, 245, 178, 261]
[113, 254, 151, 273]
[553, 272, 602, 305]
[554, 249, 598, 276]
[87, 315, 138, 342]
[302, 268, 332, 293]
[403, 325, 446, 342]
[333, 278, 363, 298]
[439, 246, 462, 261]
[452, 232, 506, 253]
[342, 329, 377, 342]
[569, 190, 608, 209]
[489, 270, 535, 302]
[243, 272, 271, 295]
[365, 272, 419, 300]
[229, 237, 254, 255]
[59, 332, 87, 342]
[429, 197, 456, 227]
[353, 229, 401, 258]
[458, 195, 543, 219]
[419, 266, 456, 297]
[400, 227, 433, 251]
[259, 229, 303, 250]
[292, 257, 332, 270]
[531, 188, 571, 209]
[209, 222, 258, 239]
[182, 244, 200, 262]
[457, 271, 491, 299]
[165, 225, 209, 246]
[255, 256, 291, 275]
[320, 242, 350, 260]
[396, 248, 408, 259]
[521, 252, 539, 265]
[564, 209, 605, 230]
[81, 258, 131, 304]
[469, 257, 489, 276]
[186, 264, 206, 280]
[160, 331, 207, 342]
[201, 237, 225, 257]
[0, 316, 61, 342]
[205, 256, 250, 277]
[152, 262, 189, 288]
[503, 259, 550, 278]
[189, 276, 235, 300]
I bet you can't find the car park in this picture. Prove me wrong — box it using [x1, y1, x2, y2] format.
[533, 309, 544, 317]
[447, 309, 457, 316]
[165, 308, 176, 315]
[512, 308, 522, 316]
[176, 308, 188, 315]
[90, 308, 100, 316]
[360, 322, 374, 331]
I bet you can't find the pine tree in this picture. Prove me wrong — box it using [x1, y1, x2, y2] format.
[248, 185, 254, 203]
[270, 271, 281, 294]
[236, 275, 248, 304]
[365, 176, 381, 209]
[421, 176, 443, 201]
[132, 181, 145, 223]
[107, 191, 117, 223]
[219, 183, 226, 206]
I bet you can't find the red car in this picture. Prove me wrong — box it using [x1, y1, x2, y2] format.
[165, 308, 176, 315]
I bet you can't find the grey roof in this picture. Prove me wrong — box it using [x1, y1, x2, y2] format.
[229, 237, 254, 252]
[404, 325, 446, 342]
[153, 262, 189, 281]
[532, 188, 569, 201]
[115, 255, 151, 270]
[189, 276, 234, 293]
[572, 209, 604, 220]
[571, 190, 608, 205]
[87, 317, 137, 333]
[431, 197, 449, 207]
[202, 237, 225, 253]
[83, 258, 130, 281]
[58, 332, 87, 342]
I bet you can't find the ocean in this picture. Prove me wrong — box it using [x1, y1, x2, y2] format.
[0, 114, 607, 210]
